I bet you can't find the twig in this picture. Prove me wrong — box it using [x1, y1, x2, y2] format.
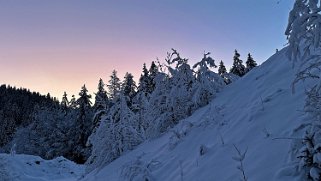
[232, 144, 248, 181]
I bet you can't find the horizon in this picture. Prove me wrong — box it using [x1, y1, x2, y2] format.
[0, 0, 293, 99]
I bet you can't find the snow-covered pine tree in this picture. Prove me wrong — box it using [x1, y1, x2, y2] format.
[218, 60, 227, 75]
[245, 53, 257, 72]
[74, 84, 93, 163]
[166, 49, 195, 124]
[297, 84, 321, 180]
[285, 0, 321, 61]
[193, 52, 225, 107]
[217, 60, 238, 84]
[86, 109, 117, 172]
[132, 91, 150, 139]
[77, 85, 92, 110]
[107, 70, 121, 103]
[146, 70, 171, 136]
[230, 50, 246, 77]
[92, 78, 109, 131]
[148, 61, 158, 93]
[86, 93, 142, 173]
[285, 2, 321, 179]
[138, 63, 151, 96]
[116, 93, 142, 153]
[122, 72, 137, 103]
[94, 78, 109, 111]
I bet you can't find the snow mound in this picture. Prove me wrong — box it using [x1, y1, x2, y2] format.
[0, 154, 84, 181]
[81, 48, 311, 181]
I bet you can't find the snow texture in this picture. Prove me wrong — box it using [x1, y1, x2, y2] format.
[80, 47, 312, 181]
[0, 154, 84, 181]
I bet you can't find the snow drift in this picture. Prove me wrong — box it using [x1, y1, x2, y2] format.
[0, 154, 84, 181]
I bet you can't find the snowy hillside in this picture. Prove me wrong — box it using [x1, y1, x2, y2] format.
[0, 154, 84, 181]
[81, 48, 311, 181]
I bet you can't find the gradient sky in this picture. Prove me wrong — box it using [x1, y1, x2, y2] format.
[0, 0, 293, 100]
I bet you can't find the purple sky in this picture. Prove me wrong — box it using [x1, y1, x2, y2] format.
[0, 0, 293, 99]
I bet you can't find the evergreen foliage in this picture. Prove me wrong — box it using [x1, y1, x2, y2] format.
[61, 91, 69, 108]
[193, 52, 225, 107]
[92, 78, 109, 130]
[0, 85, 58, 147]
[218, 60, 227, 75]
[94, 78, 109, 111]
[148, 61, 158, 93]
[138, 63, 150, 95]
[285, 2, 321, 180]
[86, 49, 226, 172]
[230, 50, 246, 77]
[107, 70, 121, 103]
[86, 93, 143, 172]
[122, 72, 137, 102]
[245, 53, 257, 72]
[285, 0, 321, 61]
[1, 48, 250, 170]
[74, 84, 93, 163]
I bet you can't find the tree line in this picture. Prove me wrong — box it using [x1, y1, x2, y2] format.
[0, 49, 257, 166]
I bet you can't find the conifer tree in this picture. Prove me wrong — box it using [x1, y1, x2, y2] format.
[107, 70, 121, 103]
[93, 79, 109, 130]
[146, 71, 170, 135]
[138, 63, 150, 95]
[122, 72, 137, 101]
[218, 60, 227, 75]
[132, 91, 149, 139]
[73, 84, 93, 163]
[94, 78, 109, 111]
[69, 95, 77, 109]
[245, 53, 257, 72]
[77, 85, 92, 109]
[148, 61, 158, 93]
[230, 50, 246, 77]
[61, 91, 69, 115]
[86, 93, 142, 172]
[166, 49, 195, 126]
[61, 91, 69, 108]
[285, 0, 321, 60]
[193, 52, 225, 107]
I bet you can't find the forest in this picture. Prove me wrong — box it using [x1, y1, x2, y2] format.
[0, 49, 257, 167]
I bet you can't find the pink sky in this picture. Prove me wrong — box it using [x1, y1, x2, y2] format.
[0, 0, 292, 100]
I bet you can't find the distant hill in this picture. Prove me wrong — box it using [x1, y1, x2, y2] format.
[0, 85, 59, 147]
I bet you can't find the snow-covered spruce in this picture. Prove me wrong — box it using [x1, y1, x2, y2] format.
[286, 1, 321, 180]
[285, 0, 321, 61]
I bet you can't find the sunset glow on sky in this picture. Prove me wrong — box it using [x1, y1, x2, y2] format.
[0, 0, 293, 99]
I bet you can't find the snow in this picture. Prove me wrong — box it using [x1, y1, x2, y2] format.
[0, 154, 84, 181]
[79, 47, 313, 181]
[0, 47, 315, 180]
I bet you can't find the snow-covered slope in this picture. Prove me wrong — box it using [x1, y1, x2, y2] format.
[81, 48, 311, 181]
[0, 154, 84, 181]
